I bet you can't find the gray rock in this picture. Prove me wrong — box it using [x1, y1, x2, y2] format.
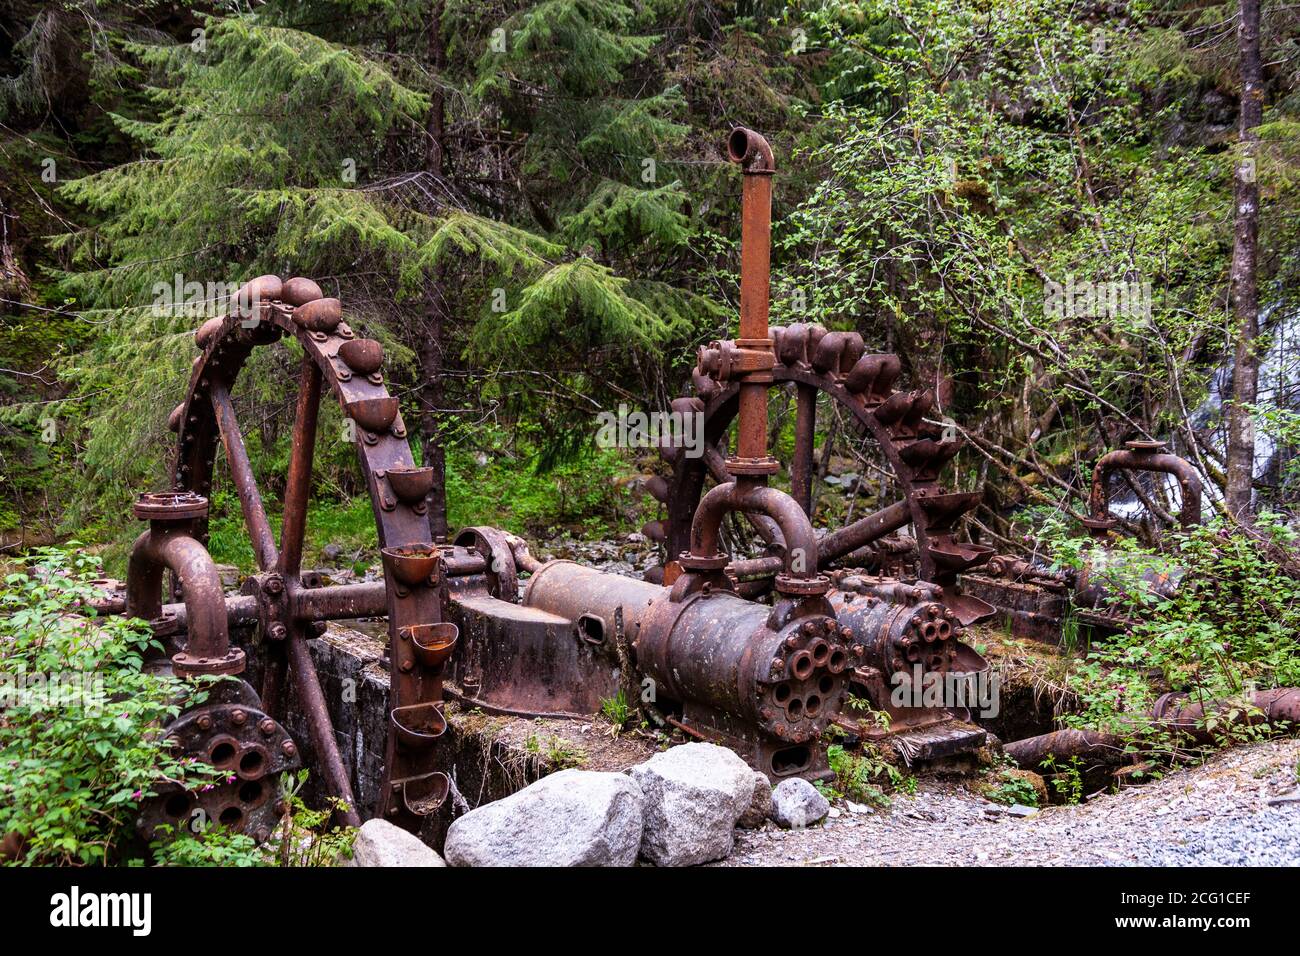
[444, 769, 643, 867]
[737, 772, 772, 829]
[215, 564, 242, 590]
[345, 819, 446, 867]
[322, 543, 344, 561]
[770, 778, 830, 829]
[629, 742, 756, 866]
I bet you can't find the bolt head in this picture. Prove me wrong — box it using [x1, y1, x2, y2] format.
[269, 623, 288, 641]
[231, 709, 247, 725]
[259, 718, 276, 736]
[196, 715, 213, 731]
[282, 740, 297, 757]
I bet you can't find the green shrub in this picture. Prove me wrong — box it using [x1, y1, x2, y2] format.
[1043, 516, 1300, 754]
[0, 547, 235, 865]
[822, 742, 900, 808]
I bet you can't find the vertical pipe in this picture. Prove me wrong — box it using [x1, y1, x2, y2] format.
[792, 383, 817, 514]
[727, 127, 776, 467]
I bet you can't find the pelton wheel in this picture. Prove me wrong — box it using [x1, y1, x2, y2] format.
[644, 322, 996, 623]
[159, 274, 455, 833]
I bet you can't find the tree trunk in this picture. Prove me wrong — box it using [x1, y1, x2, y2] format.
[420, 2, 450, 538]
[1225, 0, 1263, 519]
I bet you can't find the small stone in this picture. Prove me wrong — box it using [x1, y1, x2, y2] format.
[770, 778, 830, 829]
[215, 564, 241, 590]
[345, 819, 446, 867]
[322, 543, 344, 561]
[737, 772, 772, 829]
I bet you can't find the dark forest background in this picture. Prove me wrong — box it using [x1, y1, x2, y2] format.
[2, 0, 1299, 571]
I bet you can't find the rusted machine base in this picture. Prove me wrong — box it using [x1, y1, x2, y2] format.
[887, 720, 988, 764]
[960, 573, 1069, 642]
[445, 592, 620, 717]
[675, 704, 834, 782]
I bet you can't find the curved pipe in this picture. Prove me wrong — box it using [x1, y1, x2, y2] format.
[690, 481, 818, 580]
[126, 529, 238, 675]
[727, 127, 775, 173]
[505, 532, 544, 576]
[1089, 449, 1203, 530]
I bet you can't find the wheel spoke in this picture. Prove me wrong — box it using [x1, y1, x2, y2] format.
[210, 381, 279, 571]
[286, 625, 361, 827]
[792, 383, 817, 515]
[278, 356, 322, 576]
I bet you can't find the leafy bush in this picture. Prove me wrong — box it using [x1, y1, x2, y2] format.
[1044, 517, 1300, 752]
[0, 547, 231, 865]
[987, 770, 1041, 808]
[1, 548, 360, 867]
[820, 742, 901, 808]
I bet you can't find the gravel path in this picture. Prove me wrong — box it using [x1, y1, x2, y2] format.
[720, 738, 1300, 866]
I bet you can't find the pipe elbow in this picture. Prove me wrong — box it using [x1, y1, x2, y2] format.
[689, 482, 818, 579]
[127, 529, 236, 675]
[727, 127, 775, 173]
[1091, 450, 1204, 529]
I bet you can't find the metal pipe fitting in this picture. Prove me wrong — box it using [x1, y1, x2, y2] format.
[126, 528, 244, 678]
[688, 480, 824, 591]
[1088, 442, 1203, 533]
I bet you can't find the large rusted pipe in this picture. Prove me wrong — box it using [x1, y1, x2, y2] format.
[727, 127, 776, 468]
[1089, 445, 1203, 530]
[1154, 687, 1300, 741]
[1004, 688, 1300, 768]
[690, 481, 820, 583]
[126, 528, 243, 677]
[523, 559, 664, 642]
[1002, 729, 1128, 769]
[523, 560, 854, 754]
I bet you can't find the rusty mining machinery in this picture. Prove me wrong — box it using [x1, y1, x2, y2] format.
[962, 438, 1207, 639]
[107, 127, 1000, 842]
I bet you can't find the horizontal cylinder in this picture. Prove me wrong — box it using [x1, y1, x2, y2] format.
[522, 560, 853, 742]
[522, 560, 664, 646]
